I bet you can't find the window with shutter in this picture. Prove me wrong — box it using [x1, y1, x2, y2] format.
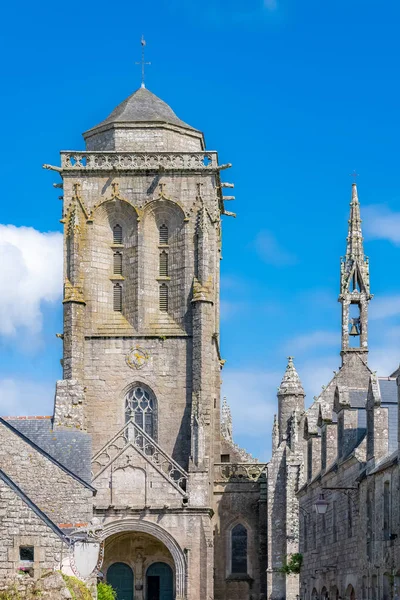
[159, 251, 168, 277]
[113, 224, 122, 244]
[113, 252, 123, 275]
[159, 284, 168, 312]
[113, 284, 122, 311]
[159, 224, 168, 245]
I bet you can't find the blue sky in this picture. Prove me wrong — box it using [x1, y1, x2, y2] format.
[1, 0, 400, 461]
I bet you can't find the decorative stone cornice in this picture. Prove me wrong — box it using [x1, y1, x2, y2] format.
[60, 151, 218, 172]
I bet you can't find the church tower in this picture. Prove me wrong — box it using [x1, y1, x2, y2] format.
[339, 182, 372, 366]
[50, 83, 232, 600]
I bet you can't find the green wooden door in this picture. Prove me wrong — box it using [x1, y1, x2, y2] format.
[107, 562, 134, 600]
[146, 562, 173, 600]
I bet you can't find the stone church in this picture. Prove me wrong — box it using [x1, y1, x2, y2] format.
[0, 82, 277, 600]
[1, 78, 392, 600]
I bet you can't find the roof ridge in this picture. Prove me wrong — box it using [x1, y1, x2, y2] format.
[0, 468, 68, 543]
[0, 417, 95, 493]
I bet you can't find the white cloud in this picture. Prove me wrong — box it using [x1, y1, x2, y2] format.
[254, 230, 297, 266]
[0, 378, 54, 416]
[369, 295, 400, 320]
[222, 368, 280, 438]
[363, 204, 400, 245]
[0, 225, 62, 336]
[286, 330, 339, 353]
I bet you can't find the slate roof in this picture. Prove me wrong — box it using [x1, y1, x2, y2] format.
[89, 87, 198, 132]
[349, 389, 368, 408]
[2, 417, 93, 488]
[0, 468, 68, 542]
[378, 378, 398, 404]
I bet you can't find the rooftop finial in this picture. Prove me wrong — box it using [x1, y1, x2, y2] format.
[278, 356, 304, 395]
[135, 35, 151, 89]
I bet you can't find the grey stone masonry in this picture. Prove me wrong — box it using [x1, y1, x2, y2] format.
[0, 419, 93, 526]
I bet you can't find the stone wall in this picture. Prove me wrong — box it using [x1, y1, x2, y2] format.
[0, 421, 93, 526]
[0, 478, 66, 582]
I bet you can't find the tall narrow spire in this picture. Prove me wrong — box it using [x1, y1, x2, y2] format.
[346, 183, 364, 261]
[339, 183, 372, 361]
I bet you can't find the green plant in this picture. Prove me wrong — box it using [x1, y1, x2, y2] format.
[279, 553, 303, 574]
[61, 574, 92, 600]
[97, 582, 117, 600]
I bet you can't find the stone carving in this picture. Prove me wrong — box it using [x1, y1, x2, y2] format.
[214, 463, 268, 483]
[61, 151, 218, 171]
[92, 419, 188, 495]
[126, 347, 149, 370]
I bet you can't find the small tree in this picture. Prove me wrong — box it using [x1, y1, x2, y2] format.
[280, 553, 303, 574]
[97, 582, 117, 600]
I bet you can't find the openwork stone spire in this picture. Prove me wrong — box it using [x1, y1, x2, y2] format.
[221, 397, 233, 441]
[346, 183, 364, 261]
[278, 357, 305, 396]
[339, 183, 372, 359]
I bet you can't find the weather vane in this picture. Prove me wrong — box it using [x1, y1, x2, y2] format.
[350, 170, 359, 183]
[135, 35, 151, 89]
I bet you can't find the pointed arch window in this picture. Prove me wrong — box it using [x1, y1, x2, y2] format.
[159, 284, 168, 312]
[113, 224, 122, 244]
[159, 224, 168, 245]
[125, 385, 157, 440]
[159, 251, 168, 277]
[113, 284, 122, 312]
[231, 524, 248, 574]
[113, 251, 123, 275]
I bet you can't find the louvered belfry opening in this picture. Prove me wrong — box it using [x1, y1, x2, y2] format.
[113, 283, 122, 311]
[159, 284, 168, 312]
[113, 251, 123, 275]
[113, 224, 122, 244]
[159, 224, 168, 245]
[159, 251, 168, 277]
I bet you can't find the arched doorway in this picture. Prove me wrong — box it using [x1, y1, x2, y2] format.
[345, 584, 355, 600]
[102, 518, 186, 599]
[146, 562, 173, 600]
[107, 562, 134, 600]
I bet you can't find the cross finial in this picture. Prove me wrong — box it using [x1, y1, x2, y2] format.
[350, 170, 359, 183]
[135, 35, 151, 89]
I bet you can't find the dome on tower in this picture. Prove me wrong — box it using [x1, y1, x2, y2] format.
[93, 87, 197, 131]
[83, 87, 204, 152]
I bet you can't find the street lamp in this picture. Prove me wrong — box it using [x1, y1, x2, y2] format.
[314, 494, 329, 515]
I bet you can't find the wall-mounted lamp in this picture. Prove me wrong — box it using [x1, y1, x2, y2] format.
[314, 494, 329, 515]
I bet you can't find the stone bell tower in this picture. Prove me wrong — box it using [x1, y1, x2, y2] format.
[48, 83, 233, 600]
[339, 183, 372, 366]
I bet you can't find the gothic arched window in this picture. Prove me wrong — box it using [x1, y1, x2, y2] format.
[231, 524, 248, 574]
[125, 386, 157, 440]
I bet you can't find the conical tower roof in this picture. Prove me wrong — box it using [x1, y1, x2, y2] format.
[278, 357, 305, 395]
[86, 87, 198, 133]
